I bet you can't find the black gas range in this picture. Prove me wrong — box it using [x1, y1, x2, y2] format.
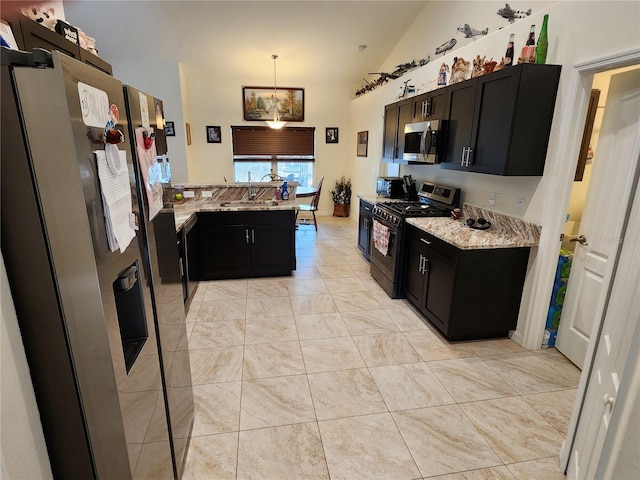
[370, 181, 461, 298]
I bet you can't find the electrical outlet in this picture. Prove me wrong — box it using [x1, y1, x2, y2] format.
[201, 191, 213, 198]
[516, 197, 526, 216]
[183, 190, 195, 198]
[488, 192, 500, 206]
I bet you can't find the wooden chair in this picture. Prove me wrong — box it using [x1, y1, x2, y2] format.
[296, 176, 323, 231]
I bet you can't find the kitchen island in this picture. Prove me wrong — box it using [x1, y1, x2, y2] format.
[171, 183, 300, 305]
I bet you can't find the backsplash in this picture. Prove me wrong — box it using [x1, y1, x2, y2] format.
[170, 182, 299, 202]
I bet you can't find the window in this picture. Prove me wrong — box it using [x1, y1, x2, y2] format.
[232, 126, 315, 186]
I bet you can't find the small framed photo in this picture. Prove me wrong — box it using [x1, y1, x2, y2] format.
[165, 121, 175, 136]
[357, 131, 368, 157]
[206, 125, 221, 143]
[326, 127, 339, 144]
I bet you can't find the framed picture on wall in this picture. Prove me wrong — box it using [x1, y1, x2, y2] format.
[326, 127, 339, 144]
[206, 125, 221, 143]
[242, 86, 305, 122]
[357, 131, 368, 157]
[165, 121, 175, 136]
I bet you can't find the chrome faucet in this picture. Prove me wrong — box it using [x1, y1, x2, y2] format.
[248, 171, 257, 199]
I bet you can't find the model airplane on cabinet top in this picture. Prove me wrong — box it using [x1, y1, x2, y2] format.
[457, 24, 489, 38]
[497, 3, 532, 23]
[435, 38, 457, 55]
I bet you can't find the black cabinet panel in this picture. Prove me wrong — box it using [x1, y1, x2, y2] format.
[404, 224, 530, 341]
[382, 100, 412, 162]
[357, 199, 374, 260]
[411, 88, 448, 121]
[196, 210, 295, 280]
[441, 64, 561, 176]
[441, 80, 477, 170]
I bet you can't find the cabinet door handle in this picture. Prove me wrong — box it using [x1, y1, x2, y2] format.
[420, 238, 432, 245]
[461, 147, 467, 166]
[423, 258, 430, 274]
[245, 228, 250, 243]
[466, 148, 473, 166]
[178, 258, 184, 277]
[425, 100, 430, 117]
[251, 229, 255, 244]
[418, 255, 425, 274]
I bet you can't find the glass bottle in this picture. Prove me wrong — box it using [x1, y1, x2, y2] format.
[505, 34, 515, 67]
[536, 14, 549, 64]
[521, 25, 536, 63]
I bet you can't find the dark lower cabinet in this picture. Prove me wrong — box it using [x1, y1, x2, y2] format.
[404, 224, 530, 341]
[197, 210, 296, 280]
[177, 214, 199, 306]
[357, 199, 374, 260]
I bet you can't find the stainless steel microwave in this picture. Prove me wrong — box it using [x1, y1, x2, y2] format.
[403, 120, 440, 163]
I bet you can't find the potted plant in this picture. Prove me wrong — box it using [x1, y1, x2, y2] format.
[330, 175, 352, 217]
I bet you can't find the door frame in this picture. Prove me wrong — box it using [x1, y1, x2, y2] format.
[518, 47, 640, 353]
[549, 50, 640, 472]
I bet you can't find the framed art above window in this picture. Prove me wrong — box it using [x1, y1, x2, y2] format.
[242, 86, 304, 122]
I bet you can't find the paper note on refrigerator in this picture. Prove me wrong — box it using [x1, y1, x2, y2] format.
[135, 127, 164, 221]
[95, 149, 136, 252]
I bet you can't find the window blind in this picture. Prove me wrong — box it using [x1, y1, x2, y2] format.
[232, 126, 315, 161]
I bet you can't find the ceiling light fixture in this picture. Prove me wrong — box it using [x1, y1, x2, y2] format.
[266, 54, 286, 130]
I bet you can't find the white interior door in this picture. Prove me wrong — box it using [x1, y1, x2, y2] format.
[565, 148, 640, 480]
[555, 68, 640, 368]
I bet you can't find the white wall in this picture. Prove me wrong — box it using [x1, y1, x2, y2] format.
[182, 69, 355, 215]
[0, 256, 53, 479]
[107, 59, 190, 184]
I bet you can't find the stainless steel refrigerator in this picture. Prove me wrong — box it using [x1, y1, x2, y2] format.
[123, 84, 194, 478]
[1, 49, 193, 479]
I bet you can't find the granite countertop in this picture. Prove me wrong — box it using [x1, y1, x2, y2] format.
[356, 195, 540, 249]
[173, 199, 299, 231]
[406, 204, 541, 250]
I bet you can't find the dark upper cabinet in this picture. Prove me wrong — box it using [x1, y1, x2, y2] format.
[9, 15, 112, 75]
[382, 99, 413, 162]
[441, 63, 561, 176]
[440, 79, 479, 170]
[410, 88, 448, 121]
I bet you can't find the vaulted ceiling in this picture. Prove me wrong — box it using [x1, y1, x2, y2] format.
[63, 1, 428, 93]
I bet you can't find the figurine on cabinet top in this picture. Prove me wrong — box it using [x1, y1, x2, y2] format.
[450, 57, 470, 84]
[471, 55, 486, 78]
[493, 57, 506, 72]
[437, 63, 450, 86]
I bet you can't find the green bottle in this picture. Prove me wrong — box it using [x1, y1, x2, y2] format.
[536, 14, 549, 64]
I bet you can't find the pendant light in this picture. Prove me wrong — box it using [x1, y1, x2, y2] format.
[266, 54, 286, 129]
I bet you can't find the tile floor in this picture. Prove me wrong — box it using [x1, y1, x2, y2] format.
[182, 215, 581, 480]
